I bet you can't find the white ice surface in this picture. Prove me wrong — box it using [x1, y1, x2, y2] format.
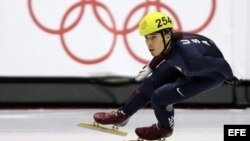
[0, 108, 249, 141]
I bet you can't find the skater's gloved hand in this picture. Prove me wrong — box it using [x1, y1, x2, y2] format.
[225, 76, 240, 86]
[135, 65, 152, 82]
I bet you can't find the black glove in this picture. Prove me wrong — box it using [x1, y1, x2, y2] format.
[225, 76, 240, 86]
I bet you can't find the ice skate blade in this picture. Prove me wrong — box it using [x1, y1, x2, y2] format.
[78, 121, 128, 136]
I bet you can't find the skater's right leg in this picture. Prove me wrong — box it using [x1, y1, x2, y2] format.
[93, 76, 155, 126]
[93, 62, 181, 127]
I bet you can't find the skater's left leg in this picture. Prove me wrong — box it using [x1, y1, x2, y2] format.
[151, 74, 224, 129]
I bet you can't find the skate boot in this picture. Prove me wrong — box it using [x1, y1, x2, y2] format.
[93, 110, 130, 127]
[135, 123, 173, 140]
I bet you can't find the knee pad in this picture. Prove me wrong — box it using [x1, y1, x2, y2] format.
[165, 104, 173, 112]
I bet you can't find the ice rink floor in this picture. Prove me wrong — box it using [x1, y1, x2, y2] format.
[0, 108, 249, 141]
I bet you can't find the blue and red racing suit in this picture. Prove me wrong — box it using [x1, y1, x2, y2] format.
[121, 32, 235, 130]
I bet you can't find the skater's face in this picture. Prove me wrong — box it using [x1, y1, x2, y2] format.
[144, 33, 171, 56]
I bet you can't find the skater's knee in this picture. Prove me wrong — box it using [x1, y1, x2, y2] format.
[165, 104, 173, 112]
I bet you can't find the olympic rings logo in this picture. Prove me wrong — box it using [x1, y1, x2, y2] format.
[28, 0, 216, 65]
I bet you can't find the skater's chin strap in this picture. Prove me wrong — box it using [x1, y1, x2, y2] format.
[159, 30, 172, 59]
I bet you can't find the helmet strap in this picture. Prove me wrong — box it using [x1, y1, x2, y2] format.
[160, 31, 172, 58]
